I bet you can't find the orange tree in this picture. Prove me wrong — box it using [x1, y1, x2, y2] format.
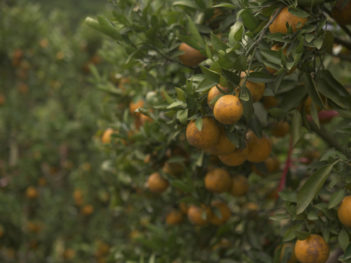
[86, 0, 351, 262]
[0, 1, 125, 262]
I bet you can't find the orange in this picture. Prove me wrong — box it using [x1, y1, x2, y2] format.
[231, 175, 249, 196]
[38, 177, 47, 186]
[12, 49, 23, 66]
[269, 7, 307, 34]
[178, 42, 206, 67]
[332, 0, 351, 25]
[294, 234, 329, 263]
[187, 205, 211, 226]
[337, 196, 351, 227]
[218, 147, 248, 166]
[18, 83, 28, 94]
[186, 117, 220, 149]
[129, 100, 144, 116]
[210, 201, 231, 225]
[213, 95, 243, 124]
[263, 96, 278, 109]
[63, 248, 76, 260]
[271, 121, 290, 137]
[206, 131, 236, 155]
[39, 38, 48, 48]
[73, 189, 84, 206]
[207, 85, 228, 109]
[162, 161, 184, 177]
[101, 128, 115, 144]
[245, 202, 259, 212]
[147, 172, 169, 193]
[27, 222, 41, 233]
[26, 186, 38, 199]
[265, 157, 280, 173]
[246, 130, 272, 163]
[204, 168, 232, 193]
[166, 210, 184, 225]
[240, 72, 265, 102]
[81, 204, 94, 215]
[140, 113, 153, 125]
[279, 243, 298, 263]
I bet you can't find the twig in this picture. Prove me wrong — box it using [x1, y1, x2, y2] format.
[277, 136, 294, 193]
[309, 121, 351, 158]
[325, 248, 343, 263]
[334, 37, 351, 50]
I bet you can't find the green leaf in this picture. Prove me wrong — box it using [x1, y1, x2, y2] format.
[228, 21, 244, 45]
[339, 229, 350, 251]
[200, 66, 220, 83]
[195, 118, 203, 131]
[296, 160, 339, 214]
[328, 189, 345, 209]
[301, 72, 324, 109]
[173, 0, 197, 9]
[291, 110, 302, 146]
[167, 100, 186, 109]
[239, 9, 260, 31]
[186, 16, 205, 50]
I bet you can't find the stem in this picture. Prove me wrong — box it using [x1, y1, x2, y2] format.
[278, 136, 294, 193]
[309, 121, 351, 158]
[326, 248, 343, 263]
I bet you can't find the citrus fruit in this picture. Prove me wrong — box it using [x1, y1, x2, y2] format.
[231, 175, 249, 196]
[218, 147, 248, 166]
[294, 234, 329, 263]
[26, 186, 38, 199]
[271, 121, 290, 137]
[129, 100, 144, 116]
[204, 168, 232, 193]
[81, 204, 94, 215]
[210, 201, 231, 225]
[246, 130, 272, 163]
[207, 85, 228, 109]
[213, 95, 243, 125]
[269, 7, 307, 34]
[166, 210, 184, 225]
[147, 172, 169, 193]
[186, 117, 220, 149]
[206, 131, 236, 155]
[337, 196, 351, 227]
[101, 128, 115, 144]
[178, 42, 206, 67]
[187, 205, 211, 226]
[240, 72, 265, 102]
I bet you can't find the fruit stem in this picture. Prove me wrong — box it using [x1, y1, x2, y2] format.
[277, 136, 294, 193]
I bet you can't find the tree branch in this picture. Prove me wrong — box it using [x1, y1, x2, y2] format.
[326, 248, 343, 263]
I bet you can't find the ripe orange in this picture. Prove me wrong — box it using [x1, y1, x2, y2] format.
[337, 196, 351, 227]
[129, 100, 144, 116]
[213, 95, 243, 125]
[279, 243, 298, 263]
[166, 210, 183, 225]
[246, 130, 272, 163]
[18, 83, 29, 94]
[206, 131, 236, 155]
[101, 128, 115, 144]
[332, 0, 351, 25]
[162, 161, 184, 177]
[218, 147, 248, 166]
[140, 113, 153, 125]
[265, 157, 280, 173]
[187, 205, 211, 226]
[210, 201, 231, 225]
[12, 49, 23, 66]
[240, 72, 265, 102]
[147, 172, 169, 193]
[27, 222, 41, 233]
[178, 42, 206, 67]
[263, 96, 278, 109]
[269, 7, 307, 34]
[207, 85, 228, 109]
[73, 189, 84, 206]
[186, 117, 220, 149]
[271, 121, 290, 137]
[26, 186, 38, 199]
[204, 168, 232, 193]
[81, 204, 94, 215]
[39, 38, 48, 48]
[231, 175, 249, 197]
[63, 249, 76, 260]
[294, 234, 329, 263]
